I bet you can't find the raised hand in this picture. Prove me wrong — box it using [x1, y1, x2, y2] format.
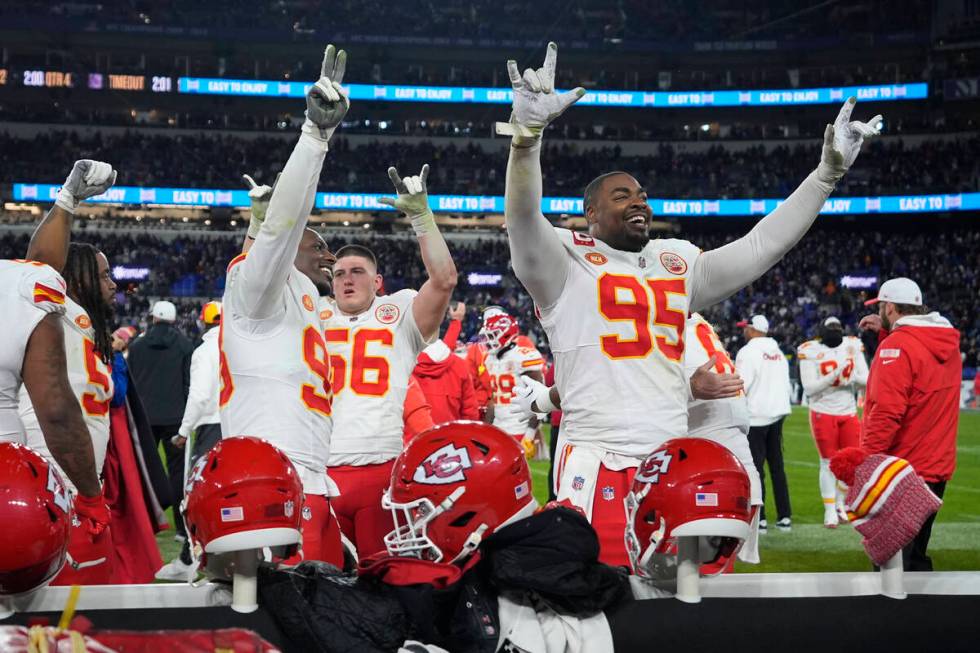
[378, 164, 432, 222]
[497, 42, 586, 140]
[817, 97, 883, 183]
[304, 44, 350, 140]
[55, 160, 117, 213]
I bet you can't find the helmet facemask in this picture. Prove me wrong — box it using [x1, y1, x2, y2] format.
[382, 486, 488, 564]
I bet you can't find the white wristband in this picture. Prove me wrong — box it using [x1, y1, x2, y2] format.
[410, 210, 437, 237]
[534, 387, 557, 414]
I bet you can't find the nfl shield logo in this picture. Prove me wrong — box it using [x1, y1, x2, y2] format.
[302, 506, 313, 521]
[602, 486, 615, 501]
[284, 500, 295, 518]
[572, 475, 586, 491]
[638, 256, 646, 269]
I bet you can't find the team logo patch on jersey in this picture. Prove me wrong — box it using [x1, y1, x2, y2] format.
[220, 506, 245, 522]
[572, 475, 586, 491]
[660, 252, 688, 275]
[375, 303, 400, 325]
[320, 309, 333, 320]
[572, 231, 596, 247]
[585, 252, 608, 266]
[695, 492, 718, 507]
[302, 295, 315, 312]
[602, 486, 615, 501]
[879, 348, 901, 359]
[414, 443, 473, 484]
[75, 314, 91, 329]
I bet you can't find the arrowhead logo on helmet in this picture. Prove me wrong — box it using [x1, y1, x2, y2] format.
[414, 444, 473, 484]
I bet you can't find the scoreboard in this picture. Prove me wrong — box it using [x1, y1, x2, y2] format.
[0, 68, 173, 93]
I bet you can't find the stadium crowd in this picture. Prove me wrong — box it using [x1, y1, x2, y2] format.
[4, 0, 934, 44]
[0, 225, 976, 374]
[3, 132, 978, 198]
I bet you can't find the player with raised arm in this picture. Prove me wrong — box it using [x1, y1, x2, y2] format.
[324, 164, 457, 557]
[798, 316, 870, 528]
[500, 42, 882, 565]
[481, 312, 545, 457]
[0, 160, 116, 578]
[220, 45, 348, 566]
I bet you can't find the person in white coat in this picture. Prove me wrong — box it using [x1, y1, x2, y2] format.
[157, 300, 223, 580]
[735, 315, 792, 533]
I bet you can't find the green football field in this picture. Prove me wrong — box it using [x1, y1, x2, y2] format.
[157, 407, 980, 573]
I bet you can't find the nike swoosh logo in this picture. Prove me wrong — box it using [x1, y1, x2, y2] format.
[882, 360, 896, 365]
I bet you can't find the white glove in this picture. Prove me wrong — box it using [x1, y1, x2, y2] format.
[242, 173, 277, 239]
[496, 42, 586, 142]
[514, 375, 556, 420]
[55, 159, 117, 213]
[378, 164, 436, 236]
[302, 44, 350, 142]
[816, 97, 882, 184]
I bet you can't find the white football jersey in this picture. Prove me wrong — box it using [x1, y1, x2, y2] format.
[797, 336, 869, 415]
[537, 229, 700, 457]
[0, 260, 68, 440]
[684, 313, 749, 437]
[324, 290, 428, 466]
[19, 297, 114, 492]
[220, 253, 336, 495]
[485, 342, 545, 436]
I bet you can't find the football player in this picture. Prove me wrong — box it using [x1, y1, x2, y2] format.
[0, 160, 116, 576]
[499, 42, 881, 564]
[220, 44, 348, 566]
[323, 163, 457, 557]
[481, 312, 545, 455]
[797, 316, 869, 527]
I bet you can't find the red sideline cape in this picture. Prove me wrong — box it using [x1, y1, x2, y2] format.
[102, 404, 164, 583]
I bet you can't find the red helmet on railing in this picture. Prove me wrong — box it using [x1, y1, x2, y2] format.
[625, 438, 751, 580]
[0, 443, 71, 596]
[182, 437, 303, 560]
[383, 421, 536, 564]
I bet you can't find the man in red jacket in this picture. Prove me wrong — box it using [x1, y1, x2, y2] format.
[413, 302, 479, 424]
[859, 277, 961, 571]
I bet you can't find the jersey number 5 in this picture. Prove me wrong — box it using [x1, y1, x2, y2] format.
[325, 328, 394, 397]
[81, 338, 111, 416]
[598, 274, 686, 362]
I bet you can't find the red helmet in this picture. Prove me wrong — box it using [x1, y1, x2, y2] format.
[0, 443, 71, 596]
[182, 437, 303, 558]
[625, 438, 751, 580]
[482, 313, 519, 353]
[383, 421, 536, 564]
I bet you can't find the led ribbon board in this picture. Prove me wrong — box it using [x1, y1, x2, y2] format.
[177, 78, 927, 107]
[13, 184, 978, 216]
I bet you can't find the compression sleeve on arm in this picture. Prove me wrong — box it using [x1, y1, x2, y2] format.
[235, 132, 328, 320]
[504, 140, 569, 309]
[689, 171, 835, 312]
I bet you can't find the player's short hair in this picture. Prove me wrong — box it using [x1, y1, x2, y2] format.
[334, 244, 378, 271]
[583, 171, 633, 210]
[891, 302, 927, 316]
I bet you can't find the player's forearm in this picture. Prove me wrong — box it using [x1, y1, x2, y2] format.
[690, 171, 835, 311]
[801, 365, 840, 395]
[413, 227, 458, 341]
[26, 205, 73, 272]
[241, 132, 327, 317]
[505, 141, 567, 308]
[32, 380, 100, 496]
[442, 319, 462, 350]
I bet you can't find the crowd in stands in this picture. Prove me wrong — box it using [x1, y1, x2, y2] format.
[4, 132, 978, 198]
[4, 0, 933, 44]
[0, 225, 977, 375]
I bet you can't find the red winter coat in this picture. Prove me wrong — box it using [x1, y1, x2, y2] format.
[861, 313, 961, 482]
[414, 351, 479, 425]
